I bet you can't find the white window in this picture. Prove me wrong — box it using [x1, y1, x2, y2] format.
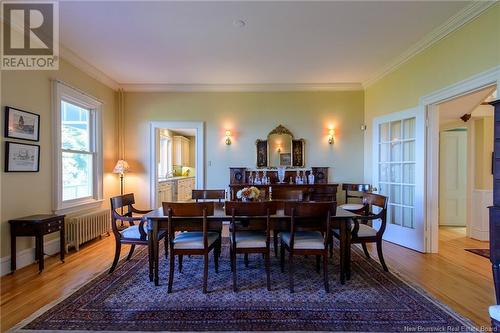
[53, 82, 103, 212]
[158, 134, 172, 178]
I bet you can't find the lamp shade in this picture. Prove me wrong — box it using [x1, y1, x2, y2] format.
[113, 160, 130, 174]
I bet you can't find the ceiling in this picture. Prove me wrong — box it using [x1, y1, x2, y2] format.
[59, 1, 475, 88]
[438, 86, 496, 124]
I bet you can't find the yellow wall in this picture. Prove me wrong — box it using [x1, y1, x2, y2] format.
[124, 91, 365, 207]
[364, 3, 500, 182]
[475, 117, 494, 190]
[0, 59, 118, 258]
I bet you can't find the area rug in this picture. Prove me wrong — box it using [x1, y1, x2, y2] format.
[465, 248, 490, 259]
[11, 240, 477, 332]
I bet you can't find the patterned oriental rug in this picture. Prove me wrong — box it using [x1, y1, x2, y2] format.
[465, 248, 490, 259]
[12, 240, 477, 332]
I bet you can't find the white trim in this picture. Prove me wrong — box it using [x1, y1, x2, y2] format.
[0, 238, 61, 276]
[422, 65, 500, 253]
[121, 82, 363, 92]
[470, 189, 492, 241]
[149, 121, 205, 208]
[363, 1, 497, 88]
[52, 81, 104, 214]
[59, 46, 120, 90]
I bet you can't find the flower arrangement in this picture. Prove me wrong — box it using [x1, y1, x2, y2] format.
[236, 186, 261, 201]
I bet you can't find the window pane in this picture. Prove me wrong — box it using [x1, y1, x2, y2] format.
[403, 163, 415, 184]
[391, 142, 402, 162]
[391, 184, 401, 205]
[390, 164, 402, 183]
[403, 118, 415, 139]
[379, 163, 389, 182]
[403, 207, 414, 228]
[61, 101, 90, 151]
[403, 141, 415, 161]
[391, 121, 401, 141]
[62, 152, 93, 201]
[380, 123, 390, 142]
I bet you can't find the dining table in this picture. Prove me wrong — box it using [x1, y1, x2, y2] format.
[145, 203, 357, 287]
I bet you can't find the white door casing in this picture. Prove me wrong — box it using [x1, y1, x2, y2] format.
[439, 130, 467, 226]
[373, 107, 426, 252]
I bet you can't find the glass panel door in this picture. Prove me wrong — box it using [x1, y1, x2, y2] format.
[373, 108, 425, 252]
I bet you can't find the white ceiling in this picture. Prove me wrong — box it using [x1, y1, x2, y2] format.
[59, 1, 473, 87]
[438, 86, 496, 124]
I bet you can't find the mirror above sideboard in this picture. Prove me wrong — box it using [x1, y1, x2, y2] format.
[255, 124, 305, 168]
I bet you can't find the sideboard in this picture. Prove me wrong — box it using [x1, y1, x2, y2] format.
[228, 167, 337, 201]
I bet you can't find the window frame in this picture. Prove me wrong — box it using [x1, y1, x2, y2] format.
[53, 81, 103, 213]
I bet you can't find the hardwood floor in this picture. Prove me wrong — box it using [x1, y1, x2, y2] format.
[0, 227, 494, 332]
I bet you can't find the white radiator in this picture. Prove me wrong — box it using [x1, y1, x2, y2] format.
[65, 208, 111, 252]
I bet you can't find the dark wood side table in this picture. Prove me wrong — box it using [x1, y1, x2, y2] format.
[9, 214, 65, 273]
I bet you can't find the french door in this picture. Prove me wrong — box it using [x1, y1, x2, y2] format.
[373, 108, 425, 252]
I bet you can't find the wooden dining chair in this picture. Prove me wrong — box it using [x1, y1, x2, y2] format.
[109, 193, 167, 277]
[333, 193, 389, 271]
[271, 189, 304, 257]
[163, 202, 221, 294]
[225, 201, 277, 292]
[280, 201, 335, 293]
[339, 183, 372, 212]
[192, 189, 226, 202]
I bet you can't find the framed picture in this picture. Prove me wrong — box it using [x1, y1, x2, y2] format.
[256, 139, 268, 168]
[5, 106, 40, 141]
[5, 142, 40, 172]
[279, 153, 291, 166]
[292, 139, 305, 167]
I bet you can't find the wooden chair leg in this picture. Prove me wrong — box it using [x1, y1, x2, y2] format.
[274, 231, 279, 257]
[323, 253, 330, 293]
[361, 243, 370, 259]
[288, 252, 295, 293]
[148, 242, 153, 282]
[167, 253, 175, 293]
[376, 240, 389, 272]
[232, 248, 237, 292]
[214, 248, 219, 273]
[126, 244, 135, 260]
[203, 253, 209, 294]
[109, 241, 121, 274]
[316, 255, 320, 273]
[178, 255, 183, 273]
[280, 241, 285, 273]
[244, 253, 249, 267]
[230, 247, 234, 272]
[164, 238, 168, 259]
[329, 235, 334, 258]
[265, 251, 271, 291]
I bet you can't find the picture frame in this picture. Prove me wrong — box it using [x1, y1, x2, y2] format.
[279, 153, 291, 166]
[5, 142, 40, 172]
[256, 139, 268, 168]
[5, 106, 40, 141]
[292, 139, 305, 167]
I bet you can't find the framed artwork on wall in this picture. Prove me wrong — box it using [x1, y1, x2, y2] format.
[5, 142, 40, 172]
[4, 106, 40, 141]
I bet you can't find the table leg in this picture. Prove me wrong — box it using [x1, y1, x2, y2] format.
[10, 228, 16, 273]
[38, 233, 44, 273]
[148, 228, 154, 282]
[339, 220, 345, 285]
[346, 218, 352, 280]
[152, 219, 159, 286]
[60, 220, 65, 263]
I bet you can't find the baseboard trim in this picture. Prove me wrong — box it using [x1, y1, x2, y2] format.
[0, 238, 61, 277]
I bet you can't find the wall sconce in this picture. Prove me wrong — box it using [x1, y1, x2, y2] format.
[328, 129, 335, 144]
[277, 144, 282, 153]
[225, 130, 232, 145]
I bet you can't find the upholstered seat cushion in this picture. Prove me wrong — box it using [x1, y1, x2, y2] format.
[280, 231, 325, 249]
[233, 231, 267, 248]
[120, 225, 147, 239]
[333, 223, 378, 238]
[490, 305, 500, 321]
[173, 231, 219, 249]
[339, 203, 364, 211]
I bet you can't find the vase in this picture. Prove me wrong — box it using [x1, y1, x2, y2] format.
[277, 166, 286, 183]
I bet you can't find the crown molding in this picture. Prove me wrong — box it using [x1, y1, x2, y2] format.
[120, 82, 363, 92]
[59, 46, 120, 91]
[362, 1, 497, 89]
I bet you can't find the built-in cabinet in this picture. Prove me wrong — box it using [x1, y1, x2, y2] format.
[157, 177, 195, 206]
[157, 181, 173, 207]
[176, 177, 196, 201]
[173, 136, 190, 166]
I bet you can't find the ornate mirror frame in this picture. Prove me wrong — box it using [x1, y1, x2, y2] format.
[255, 125, 305, 168]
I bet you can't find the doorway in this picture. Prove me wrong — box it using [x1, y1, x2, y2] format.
[425, 72, 497, 253]
[149, 121, 204, 208]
